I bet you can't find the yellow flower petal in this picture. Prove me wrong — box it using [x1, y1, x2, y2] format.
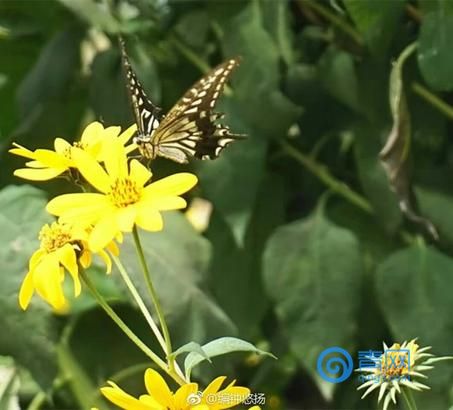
[144, 368, 173, 408]
[47, 193, 111, 220]
[79, 249, 92, 268]
[18, 272, 34, 310]
[142, 173, 198, 199]
[174, 383, 198, 408]
[135, 208, 163, 232]
[14, 167, 66, 181]
[203, 376, 227, 396]
[98, 249, 112, 273]
[9, 143, 35, 159]
[130, 159, 152, 187]
[54, 137, 71, 154]
[101, 381, 151, 410]
[118, 123, 137, 145]
[72, 148, 111, 193]
[142, 196, 187, 211]
[80, 121, 104, 144]
[89, 216, 120, 252]
[116, 206, 137, 232]
[33, 255, 67, 310]
[103, 142, 128, 181]
[56, 244, 80, 297]
[33, 149, 70, 168]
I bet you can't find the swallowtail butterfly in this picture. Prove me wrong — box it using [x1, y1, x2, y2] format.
[119, 38, 244, 164]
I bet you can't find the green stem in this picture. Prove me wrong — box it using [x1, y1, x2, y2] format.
[110, 252, 167, 353]
[412, 82, 453, 120]
[80, 270, 186, 385]
[110, 252, 186, 381]
[281, 141, 373, 214]
[296, 0, 363, 47]
[132, 227, 175, 373]
[27, 392, 46, 410]
[401, 387, 418, 410]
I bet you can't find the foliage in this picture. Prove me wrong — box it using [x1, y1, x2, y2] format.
[1, 0, 453, 409]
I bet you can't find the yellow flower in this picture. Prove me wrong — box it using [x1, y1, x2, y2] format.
[46, 142, 197, 252]
[19, 221, 117, 310]
[10, 121, 136, 181]
[357, 338, 453, 410]
[100, 368, 252, 410]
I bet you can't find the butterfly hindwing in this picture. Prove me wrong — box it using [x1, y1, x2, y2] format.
[153, 58, 243, 162]
[119, 37, 161, 140]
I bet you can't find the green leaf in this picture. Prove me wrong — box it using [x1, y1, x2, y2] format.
[376, 244, 453, 388]
[343, 0, 404, 55]
[353, 122, 402, 233]
[416, 186, 453, 245]
[0, 185, 59, 390]
[379, 43, 438, 239]
[261, 0, 294, 65]
[184, 337, 275, 380]
[170, 342, 210, 363]
[418, 11, 453, 91]
[318, 46, 360, 112]
[263, 210, 363, 398]
[17, 28, 84, 118]
[118, 212, 237, 346]
[57, 0, 120, 33]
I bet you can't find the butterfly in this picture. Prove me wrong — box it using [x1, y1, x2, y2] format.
[119, 38, 244, 164]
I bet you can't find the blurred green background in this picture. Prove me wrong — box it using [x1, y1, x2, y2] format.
[1, 0, 453, 409]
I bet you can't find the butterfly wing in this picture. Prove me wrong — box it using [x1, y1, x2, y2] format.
[119, 37, 161, 139]
[152, 57, 244, 163]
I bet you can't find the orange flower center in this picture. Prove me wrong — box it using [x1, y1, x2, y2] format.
[108, 178, 141, 207]
[39, 222, 73, 252]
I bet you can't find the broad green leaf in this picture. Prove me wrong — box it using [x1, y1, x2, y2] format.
[353, 122, 402, 233]
[263, 210, 363, 399]
[206, 174, 285, 335]
[184, 337, 275, 380]
[57, 0, 120, 33]
[376, 244, 453, 388]
[343, 0, 404, 55]
[0, 185, 59, 390]
[379, 43, 437, 239]
[118, 212, 236, 347]
[318, 46, 360, 112]
[16, 28, 84, 118]
[416, 187, 453, 245]
[197, 98, 267, 245]
[418, 11, 453, 91]
[261, 0, 294, 65]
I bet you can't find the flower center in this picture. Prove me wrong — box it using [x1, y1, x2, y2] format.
[39, 222, 73, 253]
[378, 351, 410, 379]
[109, 178, 141, 207]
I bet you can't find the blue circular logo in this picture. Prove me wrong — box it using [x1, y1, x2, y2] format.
[316, 346, 353, 383]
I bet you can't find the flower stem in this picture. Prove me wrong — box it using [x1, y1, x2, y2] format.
[280, 140, 373, 214]
[132, 226, 175, 373]
[412, 82, 453, 120]
[110, 252, 167, 353]
[402, 387, 418, 410]
[80, 269, 185, 385]
[295, 0, 363, 47]
[110, 252, 186, 381]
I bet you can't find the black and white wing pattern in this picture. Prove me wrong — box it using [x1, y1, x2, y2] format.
[119, 37, 161, 144]
[151, 57, 244, 163]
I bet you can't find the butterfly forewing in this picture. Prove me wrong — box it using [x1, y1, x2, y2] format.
[119, 37, 161, 140]
[152, 58, 244, 163]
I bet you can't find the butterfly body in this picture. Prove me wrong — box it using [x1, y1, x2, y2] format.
[119, 38, 243, 164]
